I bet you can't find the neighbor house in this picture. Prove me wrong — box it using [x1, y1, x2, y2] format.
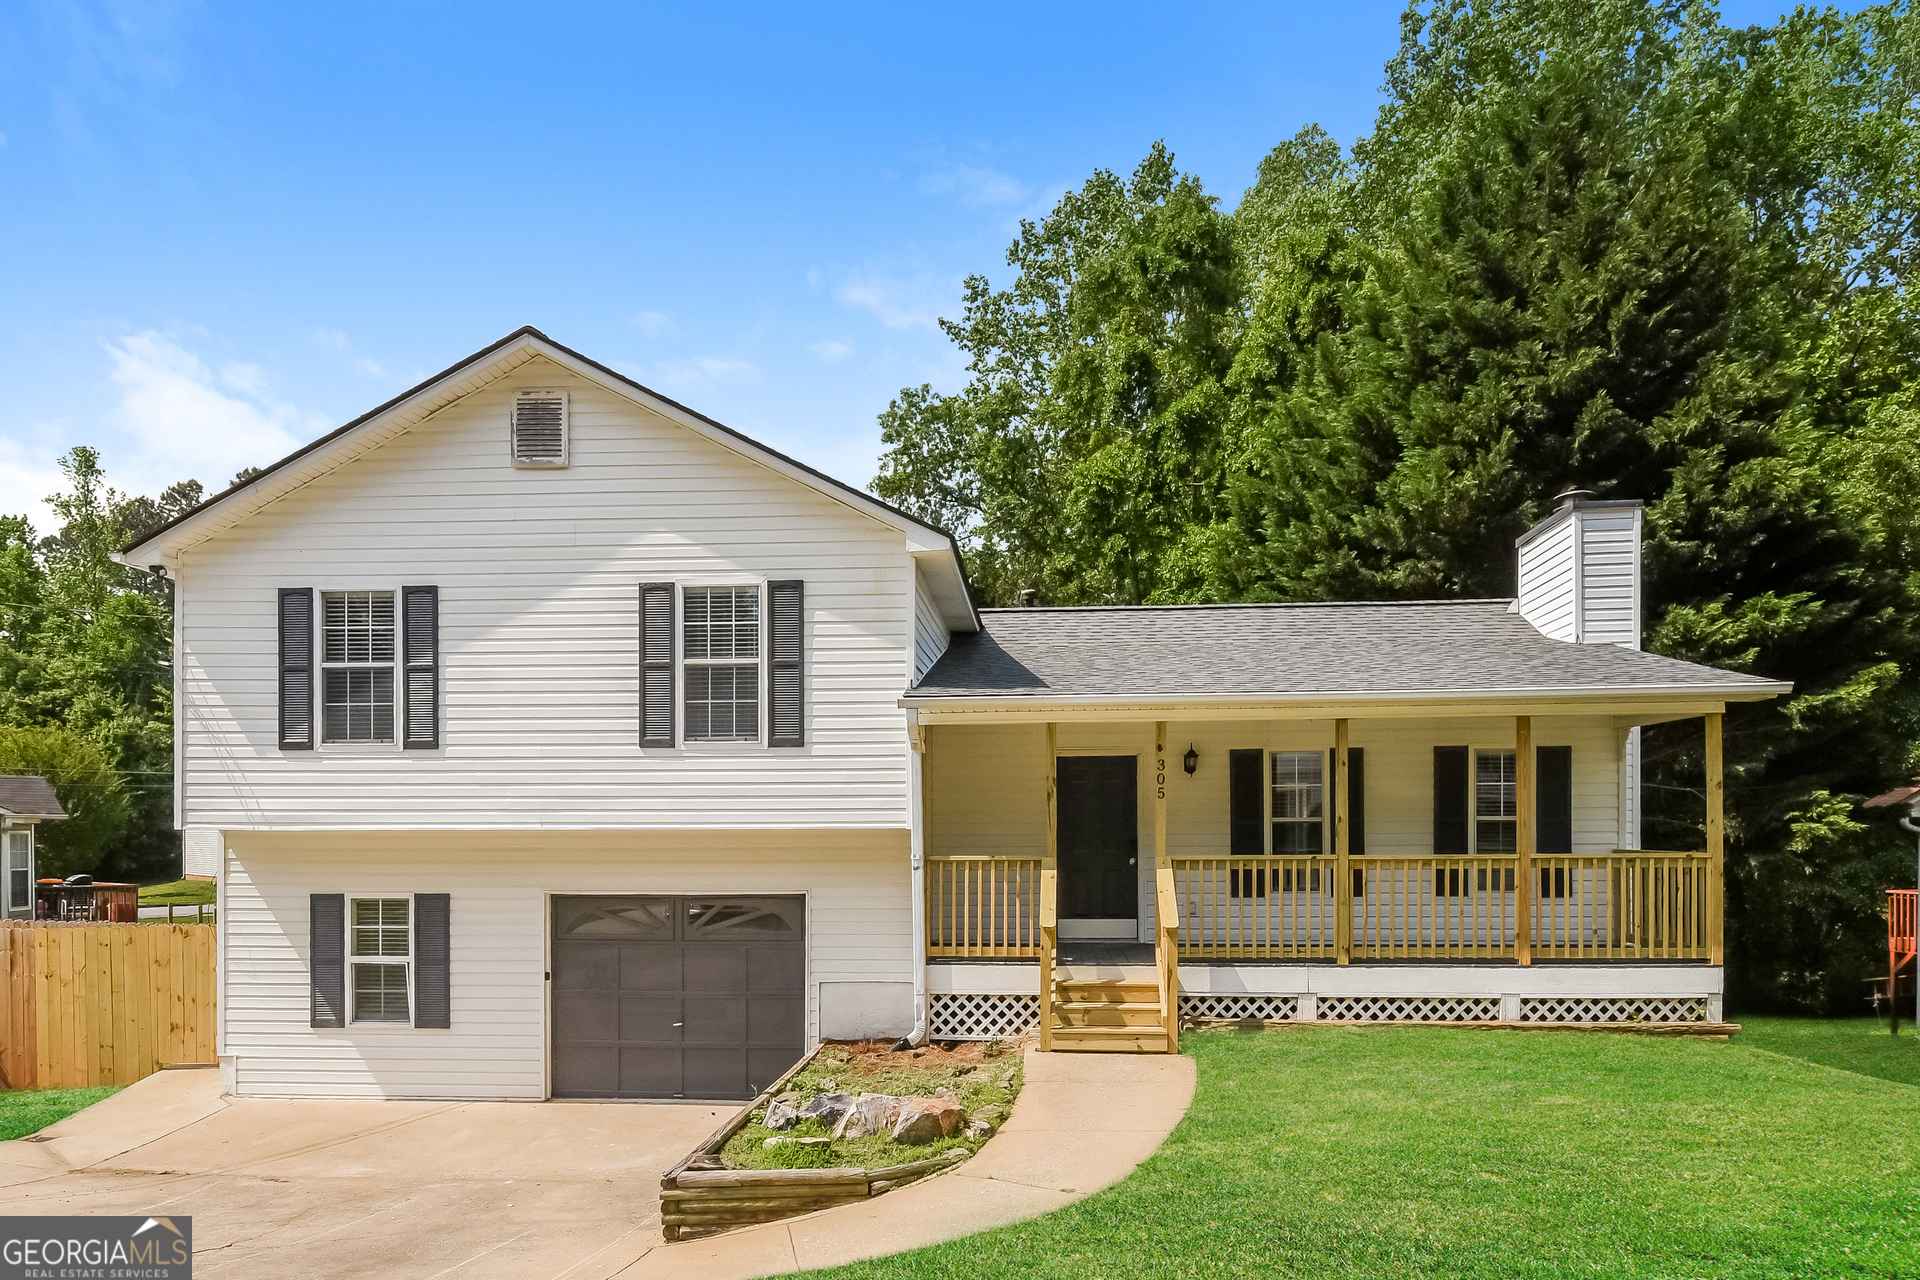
[119, 327, 1788, 1101]
[0, 775, 65, 920]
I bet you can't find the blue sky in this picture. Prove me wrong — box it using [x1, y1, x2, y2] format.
[0, 0, 1796, 531]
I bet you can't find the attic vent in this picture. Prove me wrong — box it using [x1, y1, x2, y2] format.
[511, 389, 568, 467]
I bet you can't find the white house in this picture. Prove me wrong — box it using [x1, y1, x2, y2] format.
[120, 327, 1789, 1100]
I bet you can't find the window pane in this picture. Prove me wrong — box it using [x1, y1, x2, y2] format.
[350, 898, 409, 956]
[1477, 820, 1517, 856]
[1274, 821, 1322, 855]
[684, 587, 759, 662]
[1476, 750, 1516, 819]
[1271, 751, 1323, 820]
[685, 662, 759, 742]
[323, 667, 395, 743]
[352, 962, 410, 1022]
[323, 591, 395, 665]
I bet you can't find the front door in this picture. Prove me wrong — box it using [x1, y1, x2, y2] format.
[1057, 756, 1138, 933]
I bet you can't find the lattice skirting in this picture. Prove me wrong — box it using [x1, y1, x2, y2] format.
[1519, 996, 1710, 1023]
[928, 992, 1040, 1040]
[1317, 995, 1501, 1022]
[1180, 993, 1300, 1022]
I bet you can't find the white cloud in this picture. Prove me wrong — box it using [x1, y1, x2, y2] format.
[918, 161, 1028, 207]
[104, 330, 324, 491]
[310, 328, 385, 377]
[651, 356, 761, 390]
[807, 339, 854, 363]
[830, 269, 958, 331]
[0, 437, 72, 536]
[631, 310, 675, 338]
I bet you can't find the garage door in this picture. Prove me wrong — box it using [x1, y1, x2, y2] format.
[550, 895, 805, 1100]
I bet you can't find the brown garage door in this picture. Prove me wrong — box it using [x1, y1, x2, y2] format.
[550, 895, 805, 1100]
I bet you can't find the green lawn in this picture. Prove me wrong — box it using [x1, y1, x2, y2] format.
[138, 878, 216, 907]
[805, 1023, 1920, 1279]
[0, 1086, 121, 1142]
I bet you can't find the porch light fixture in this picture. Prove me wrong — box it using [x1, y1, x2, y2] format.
[1184, 744, 1199, 776]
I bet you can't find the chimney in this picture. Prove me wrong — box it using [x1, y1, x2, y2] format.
[1019, 588, 1037, 608]
[1515, 491, 1643, 648]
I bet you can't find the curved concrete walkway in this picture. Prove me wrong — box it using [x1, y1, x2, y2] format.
[0, 1048, 1195, 1280]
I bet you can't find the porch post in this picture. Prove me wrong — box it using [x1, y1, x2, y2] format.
[1154, 722, 1178, 1051]
[1516, 716, 1534, 966]
[1335, 719, 1351, 965]
[1706, 711, 1724, 966]
[1039, 722, 1058, 1051]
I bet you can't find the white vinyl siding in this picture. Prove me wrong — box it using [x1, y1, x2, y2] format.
[220, 828, 911, 1099]
[1517, 517, 1577, 642]
[912, 569, 949, 682]
[1578, 508, 1641, 648]
[174, 357, 915, 830]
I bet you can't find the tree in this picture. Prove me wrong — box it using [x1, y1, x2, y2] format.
[873, 143, 1242, 605]
[0, 724, 129, 878]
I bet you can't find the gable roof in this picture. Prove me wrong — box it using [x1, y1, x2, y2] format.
[906, 600, 1791, 709]
[116, 326, 979, 631]
[0, 775, 66, 820]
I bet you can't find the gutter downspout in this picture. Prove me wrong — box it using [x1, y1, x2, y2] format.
[1901, 813, 1920, 1036]
[901, 710, 930, 1049]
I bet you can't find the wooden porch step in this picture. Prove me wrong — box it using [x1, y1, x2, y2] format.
[1054, 981, 1160, 1004]
[1047, 1025, 1170, 1052]
[1053, 1001, 1165, 1028]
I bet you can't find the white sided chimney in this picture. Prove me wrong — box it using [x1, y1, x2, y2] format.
[1515, 492, 1644, 648]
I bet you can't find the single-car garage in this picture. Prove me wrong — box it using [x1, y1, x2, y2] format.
[550, 894, 806, 1100]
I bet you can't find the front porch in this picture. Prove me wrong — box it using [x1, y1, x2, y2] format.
[912, 712, 1729, 1049]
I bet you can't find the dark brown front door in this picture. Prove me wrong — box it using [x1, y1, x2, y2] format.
[550, 895, 805, 1100]
[1057, 756, 1138, 920]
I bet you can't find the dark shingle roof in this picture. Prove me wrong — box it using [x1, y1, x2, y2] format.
[0, 775, 66, 819]
[908, 601, 1787, 701]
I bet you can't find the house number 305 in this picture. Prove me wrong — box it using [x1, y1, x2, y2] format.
[1156, 757, 1166, 800]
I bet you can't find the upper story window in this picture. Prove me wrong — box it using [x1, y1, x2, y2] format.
[683, 586, 760, 742]
[1475, 749, 1517, 854]
[322, 591, 395, 743]
[1271, 751, 1324, 855]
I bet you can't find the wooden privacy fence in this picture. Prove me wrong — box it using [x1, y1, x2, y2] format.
[0, 921, 215, 1091]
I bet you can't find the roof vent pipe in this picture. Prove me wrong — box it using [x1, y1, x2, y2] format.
[1019, 589, 1037, 607]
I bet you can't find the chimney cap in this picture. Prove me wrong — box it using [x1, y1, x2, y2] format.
[1018, 588, 1038, 607]
[1554, 488, 1597, 509]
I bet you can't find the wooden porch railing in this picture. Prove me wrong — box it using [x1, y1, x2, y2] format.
[925, 856, 1042, 957]
[1167, 850, 1718, 963]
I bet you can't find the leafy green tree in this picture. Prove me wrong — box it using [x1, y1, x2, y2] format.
[0, 724, 130, 878]
[873, 143, 1241, 605]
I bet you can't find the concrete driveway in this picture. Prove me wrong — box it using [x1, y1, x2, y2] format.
[0, 1068, 724, 1279]
[0, 1051, 1196, 1280]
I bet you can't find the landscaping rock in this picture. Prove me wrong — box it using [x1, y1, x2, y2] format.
[800, 1093, 854, 1128]
[964, 1116, 996, 1140]
[834, 1093, 904, 1139]
[761, 1136, 831, 1149]
[763, 1100, 800, 1130]
[891, 1096, 964, 1145]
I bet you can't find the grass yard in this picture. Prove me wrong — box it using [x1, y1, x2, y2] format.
[0, 1086, 121, 1142]
[138, 878, 216, 907]
[805, 1022, 1920, 1280]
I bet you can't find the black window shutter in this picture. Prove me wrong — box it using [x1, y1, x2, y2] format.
[1331, 747, 1367, 857]
[310, 893, 345, 1028]
[768, 580, 804, 747]
[402, 586, 439, 750]
[640, 583, 675, 746]
[413, 893, 451, 1028]
[1433, 746, 1469, 856]
[1537, 745, 1573, 854]
[1229, 749, 1263, 856]
[279, 588, 315, 751]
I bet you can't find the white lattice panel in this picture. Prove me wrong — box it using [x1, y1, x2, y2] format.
[1180, 994, 1300, 1022]
[928, 993, 1039, 1041]
[1519, 996, 1710, 1024]
[1317, 995, 1500, 1022]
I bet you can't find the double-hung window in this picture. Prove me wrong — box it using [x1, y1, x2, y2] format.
[322, 591, 396, 744]
[683, 586, 760, 742]
[4, 830, 30, 917]
[1474, 749, 1517, 854]
[1271, 751, 1325, 855]
[349, 897, 411, 1023]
